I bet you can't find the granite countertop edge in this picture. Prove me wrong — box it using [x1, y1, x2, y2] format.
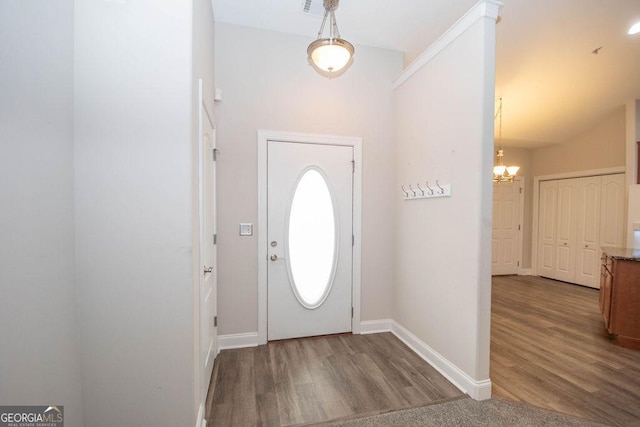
[602, 247, 640, 261]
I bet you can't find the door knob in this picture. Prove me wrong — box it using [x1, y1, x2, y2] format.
[204, 266, 213, 274]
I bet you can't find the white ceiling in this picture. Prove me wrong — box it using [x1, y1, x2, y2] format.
[215, 0, 640, 148]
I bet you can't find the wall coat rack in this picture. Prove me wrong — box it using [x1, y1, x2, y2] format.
[402, 181, 452, 200]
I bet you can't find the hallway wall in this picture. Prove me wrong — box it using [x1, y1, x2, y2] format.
[214, 23, 403, 334]
[0, 3, 84, 426]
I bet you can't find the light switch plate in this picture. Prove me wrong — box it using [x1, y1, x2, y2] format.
[239, 223, 253, 236]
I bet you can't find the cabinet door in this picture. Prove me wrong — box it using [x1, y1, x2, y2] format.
[575, 176, 601, 288]
[554, 179, 578, 282]
[538, 181, 557, 278]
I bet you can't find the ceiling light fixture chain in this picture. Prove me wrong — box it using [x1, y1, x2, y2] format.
[493, 97, 520, 183]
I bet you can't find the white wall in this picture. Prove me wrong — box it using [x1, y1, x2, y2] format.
[214, 23, 402, 335]
[393, 6, 497, 394]
[74, 1, 197, 425]
[0, 2, 84, 426]
[532, 106, 626, 177]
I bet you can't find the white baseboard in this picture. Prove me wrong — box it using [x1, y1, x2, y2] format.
[196, 403, 205, 427]
[388, 321, 492, 401]
[519, 268, 533, 276]
[360, 319, 393, 334]
[218, 332, 259, 350]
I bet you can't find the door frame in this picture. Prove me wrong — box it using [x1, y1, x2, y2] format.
[531, 166, 625, 276]
[257, 130, 362, 345]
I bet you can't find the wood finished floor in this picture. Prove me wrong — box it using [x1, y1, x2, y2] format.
[491, 275, 640, 426]
[205, 332, 464, 426]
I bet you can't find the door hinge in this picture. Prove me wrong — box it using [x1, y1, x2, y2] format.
[351, 307, 354, 318]
[517, 261, 520, 267]
[214, 316, 217, 327]
[212, 148, 219, 161]
[519, 187, 523, 194]
[351, 160, 355, 173]
[518, 224, 521, 231]
[352, 235, 355, 246]
[213, 234, 217, 245]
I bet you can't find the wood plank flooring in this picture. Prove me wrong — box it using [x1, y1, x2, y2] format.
[205, 332, 464, 426]
[491, 275, 640, 426]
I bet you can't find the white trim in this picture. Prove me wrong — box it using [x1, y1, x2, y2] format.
[196, 403, 205, 427]
[518, 268, 533, 276]
[391, 321, 492, 401]
[218, 332, 259, 350]
[535, 166, 625, 183]
[257, 130, 363, 344]
[360, 319, 393, 334]
[531, 167, 626, 276]
[393, 0, 502, 90]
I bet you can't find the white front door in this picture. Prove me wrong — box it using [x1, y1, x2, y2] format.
[267, 141, 353, 340]
[492, 181, 522, 275]
[198, 81, 217, 408]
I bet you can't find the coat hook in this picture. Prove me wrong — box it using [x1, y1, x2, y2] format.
[436, 180, 445, 194]
[425, 181, 435, 195]
[401, 186, 409, 197]
[416, 183, 425, 196]
[409, 184, 416, 196]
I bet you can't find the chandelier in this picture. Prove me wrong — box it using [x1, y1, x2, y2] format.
[493, 98, 519, 183]
[307, 0, 354, 74]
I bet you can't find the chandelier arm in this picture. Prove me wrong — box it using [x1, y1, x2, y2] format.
[331, 10, 341, 39]
[317, 10, 329, 38]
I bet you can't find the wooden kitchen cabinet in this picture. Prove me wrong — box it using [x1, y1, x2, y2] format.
[600, 249, 640, 350]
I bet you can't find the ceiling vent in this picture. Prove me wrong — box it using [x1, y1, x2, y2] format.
[301, 0, 325, 17]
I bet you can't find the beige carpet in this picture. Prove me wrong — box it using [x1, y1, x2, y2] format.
[311, 397, 608, 427]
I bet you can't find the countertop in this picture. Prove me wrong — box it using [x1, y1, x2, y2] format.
[602, 247, 640, 261]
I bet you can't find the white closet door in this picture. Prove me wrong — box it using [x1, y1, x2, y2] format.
[554, 179, 577, 283]
[574, 176, 601, 288]
[538, 180, 558, 278]
[600, 174, 625, 249]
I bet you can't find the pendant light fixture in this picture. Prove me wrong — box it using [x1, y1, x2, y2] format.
[493, 98, 519, 183]
[307, 0, 354, 73]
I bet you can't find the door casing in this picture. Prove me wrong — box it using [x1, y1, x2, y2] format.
[257, 130, 362, 345]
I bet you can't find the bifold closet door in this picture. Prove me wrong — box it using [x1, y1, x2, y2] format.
[574, 176, 601, 288]
[537, 174, 625, 289]
[554, 178, 578, 283]
[600, 174, 625, 249]
[538, 181, 558, 278]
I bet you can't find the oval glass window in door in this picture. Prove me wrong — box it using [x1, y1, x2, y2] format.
[287, 168, 338, 309]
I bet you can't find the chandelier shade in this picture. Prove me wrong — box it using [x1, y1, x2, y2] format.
[307, 38, 354, 73]
[307, 0, 354, 74]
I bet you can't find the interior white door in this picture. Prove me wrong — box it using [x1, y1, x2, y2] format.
[492, 181, 522, 275]
[538, 180, 558, 278]
[575, 176, 601, 288]
[267, 141, 353, 340]
[198, 86, 217, 404]
[600, 174, 625, 249]
[554, 178, 577, 282]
